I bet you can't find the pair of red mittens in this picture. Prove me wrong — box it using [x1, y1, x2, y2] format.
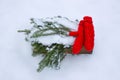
[69, 16, 95, 54]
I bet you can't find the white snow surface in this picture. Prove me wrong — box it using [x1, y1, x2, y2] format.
[0, 0, 120, 80]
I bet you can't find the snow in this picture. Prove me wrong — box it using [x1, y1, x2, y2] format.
[28, 17, 77, 46]
[0, 0, 120, 80]
[35, 35, 75, 46]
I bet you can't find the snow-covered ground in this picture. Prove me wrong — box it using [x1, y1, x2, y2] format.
[0, 0, 120, 80]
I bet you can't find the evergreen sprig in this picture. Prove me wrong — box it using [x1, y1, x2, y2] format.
[31, 42, 71, 72]
[37, 43, 66, 72]
[18, 16, 74, 72]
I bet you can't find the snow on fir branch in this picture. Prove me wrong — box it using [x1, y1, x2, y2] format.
[18, 16, 79, 72]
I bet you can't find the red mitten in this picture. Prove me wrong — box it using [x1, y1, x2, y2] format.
[69, 20, 84, 54]
[83, 16, 95, 52]
[69, 31, 78, 36]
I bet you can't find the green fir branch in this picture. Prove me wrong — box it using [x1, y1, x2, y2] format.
[18, 16, 76, 72]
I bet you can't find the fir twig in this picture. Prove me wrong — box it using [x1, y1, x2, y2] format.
[18, 16, 76, 72]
